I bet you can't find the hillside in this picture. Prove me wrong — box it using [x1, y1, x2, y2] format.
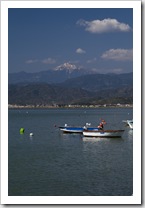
[8, 83, 133, 106]
[58, 73, 133, 92]
[8, 71, 133, 106]
[8, 83, 94, 105]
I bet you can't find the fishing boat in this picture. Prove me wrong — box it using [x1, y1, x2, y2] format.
[59, 123, 99, 133]
[122, 119, 133, 124]
[127, 120, 133, 129]
[83, 129, 125, 138]
[122, 119, 133, 129]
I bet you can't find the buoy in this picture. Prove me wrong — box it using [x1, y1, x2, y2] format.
[20, 128, 25, 134]
[29, 133, 34, 136]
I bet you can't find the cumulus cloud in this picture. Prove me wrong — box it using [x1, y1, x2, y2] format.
[41, 57, 56, 64]
[77, 18, 131, 33]
[101, 49, 133, 61]
[76, 48, 86, 54]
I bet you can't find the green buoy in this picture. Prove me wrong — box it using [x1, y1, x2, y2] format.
[20, 128, 25, 134]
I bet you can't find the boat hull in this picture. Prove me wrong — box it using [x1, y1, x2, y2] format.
[83, 130, 124, 138]
[59, 127, 99, 133]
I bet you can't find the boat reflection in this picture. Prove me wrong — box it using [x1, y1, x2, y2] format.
[82, 136, 124, 142]
[82, 136, 107, 142]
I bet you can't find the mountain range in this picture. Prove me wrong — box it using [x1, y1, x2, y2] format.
[9, 63, 93, 84]
[8, 67, 133, 106]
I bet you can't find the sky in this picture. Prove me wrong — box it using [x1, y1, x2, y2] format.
[8, 8, 133, 74]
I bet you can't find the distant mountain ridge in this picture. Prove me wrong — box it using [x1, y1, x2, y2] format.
[9, 66, 93, 84]
[8, 69, 133, 105]
[58, 72, 133, 92]
[8, 73, 133, 106]
[8, 67, 132, 85]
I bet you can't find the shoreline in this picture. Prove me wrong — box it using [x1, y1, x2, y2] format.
[8, 104, 133, 109]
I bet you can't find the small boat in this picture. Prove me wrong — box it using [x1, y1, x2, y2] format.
[59, 123, 100, 133]
[122, 119, 133, 129]
[122, 119, 133, 124]
[83, 129, 125, 138]
[127, 120, 133, 129]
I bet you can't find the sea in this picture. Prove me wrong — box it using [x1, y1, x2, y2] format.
[8, 107, 133, 196]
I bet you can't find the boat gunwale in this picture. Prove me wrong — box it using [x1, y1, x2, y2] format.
[83, 129, 124, 133]
[83, 135, 123, 138]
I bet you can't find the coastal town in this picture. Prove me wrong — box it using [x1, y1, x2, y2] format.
[8, 103, 133, 109]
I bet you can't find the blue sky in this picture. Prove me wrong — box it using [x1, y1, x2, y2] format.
[8, 8, 133, 74]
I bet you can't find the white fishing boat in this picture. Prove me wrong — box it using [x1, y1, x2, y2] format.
[122, 119, 133, 124]
[83, 129, 125, 138]
[122, 119, 133, 129]
[127, 120, 133, 129]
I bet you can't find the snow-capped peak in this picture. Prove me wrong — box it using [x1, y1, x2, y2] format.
[55, 62, 77, 71]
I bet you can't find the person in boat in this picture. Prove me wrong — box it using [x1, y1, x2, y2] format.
[98, 120, 106, 130]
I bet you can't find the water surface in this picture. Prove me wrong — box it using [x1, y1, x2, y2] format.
[8, 108, 133, 196]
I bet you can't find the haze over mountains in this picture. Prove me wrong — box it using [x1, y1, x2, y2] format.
[8, 65, 133, 106]
[9, 63, 98, 84]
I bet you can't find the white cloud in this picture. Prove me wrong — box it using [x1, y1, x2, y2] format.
[90, 67, 124, 74]
[101, 49, 133, 61]
[26, 57, 56, 64]
[111, 68, 124, 73]
[76, 48, 86, 54]
[87, 58, 97, 64]
[41, 57, 56, 64]
[25, 59, 38, 64]
[77, 18, 131, 33]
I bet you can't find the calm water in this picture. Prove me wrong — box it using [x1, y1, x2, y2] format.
[8, 108, 133, 196]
